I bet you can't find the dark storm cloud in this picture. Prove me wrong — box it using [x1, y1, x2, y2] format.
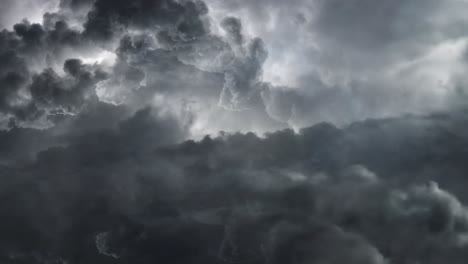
[82, 0, 209, 42]
[2, 0, 467, 131]
[0, 18, 100, 124]
[29, 59, 106, 111]
[2, 0, 468, 263]
[0, 50, 32, 119]
[3, 110, 468, 263]
[0, 105, 190, 263]
[0, 0, 282, 132]
[5, 19, 86, 57]
[0, 51, 107, 124]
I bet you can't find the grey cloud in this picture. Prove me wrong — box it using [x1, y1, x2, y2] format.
[221, 17, 243, 46]
[0, 50, 32, 121]
[204, 0, 468, 128]
[260, 80, 401, 127]
[1, 0, 282, 132]
[114, 11, 269, 114]
[2, 109, 468, 262]
[60, 0, 95, 10]
[3, 0, 462, 132]
[8, 19, 86, 59]
[0, 19, 98, 124]
[2, 0, 468, 263]
[30, 59, 106, 111]
[83, 0, 209, 42]
[219, 37, 268, 110]
[1, 58, 108, 125]
[98, 31, 283, 134]
[312, 0, 468, 54]
[211, 0, 468, 60]
[0, 0, 59, 30]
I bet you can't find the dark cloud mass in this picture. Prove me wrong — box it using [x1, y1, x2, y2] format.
[4, 112, 468, 263]
[2, 0, 468, 263]
[83, 0, 209, 41]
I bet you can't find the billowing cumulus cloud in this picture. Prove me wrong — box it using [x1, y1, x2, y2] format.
[3, 112, 468, 263]
[206, 0, 468, 126]
[2, 0, 468, 263]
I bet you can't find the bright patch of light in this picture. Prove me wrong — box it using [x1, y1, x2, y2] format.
[389, 38, 468, 93]
[79, 50, 117, 66]
[2, 0, 60, 29]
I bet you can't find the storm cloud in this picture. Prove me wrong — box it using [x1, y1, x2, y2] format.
[2, 0, 468, 263]
[3, 111, 468, 263]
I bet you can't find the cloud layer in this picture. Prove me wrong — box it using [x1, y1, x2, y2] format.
[2, 0, 468, 263]
[1, 0, 467, 133]
[3, 110, 468, 263]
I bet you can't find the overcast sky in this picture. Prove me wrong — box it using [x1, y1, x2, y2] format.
[2, 0, 468, 263]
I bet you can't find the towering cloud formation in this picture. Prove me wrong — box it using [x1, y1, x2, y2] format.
[2, 0, 468, 263]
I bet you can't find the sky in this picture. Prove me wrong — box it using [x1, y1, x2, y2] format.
[2, 0, 468, 263]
